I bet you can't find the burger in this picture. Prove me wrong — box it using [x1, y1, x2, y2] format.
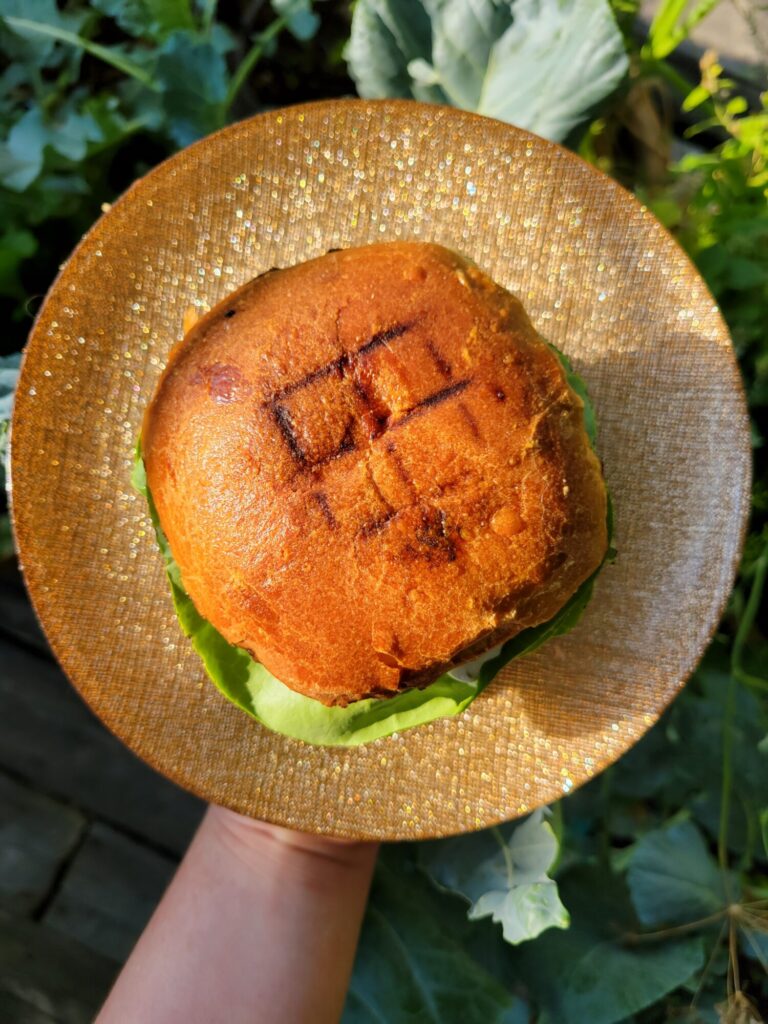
[134, 242, 611, 746]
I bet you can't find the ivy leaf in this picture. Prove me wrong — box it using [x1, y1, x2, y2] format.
[0, 104, 103, 191]
[344, 848, 528, 1023]
[421, 810, 570, 945]
[0, 0, 88, 66]
[347, 0, 629, 143]
[272, 0, 320, 42]
[513, 866, 705, 1024]
[627, 820, 731, 927]
[152, 31, 229, 146]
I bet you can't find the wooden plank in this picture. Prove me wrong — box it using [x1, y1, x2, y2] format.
[0, 636, 204, 856]
[0, 990, 58, 1024]
[0, 771, 85, 915]
[44, 822, 176, 963]
[0, 910, 118, 1024]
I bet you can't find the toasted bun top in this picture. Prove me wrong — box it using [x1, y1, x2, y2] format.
[143, 242, 608, 705]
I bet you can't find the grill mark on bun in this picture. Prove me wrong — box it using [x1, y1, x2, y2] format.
[357, 320, 414, 358]
[272, 403, 306, 464]
[273, 357, 343, 401]
[425, 339, 452, 379]
[310, 490, 337, 528]
[271, 320, 416, 403]
[389, 379, 471, 430]
[359, 509, 399, 537]
[385, 442, 417, 497]
[406, 506, 458, 563]
[458, 402, 481, 439]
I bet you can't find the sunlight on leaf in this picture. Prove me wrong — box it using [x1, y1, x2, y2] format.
[347, 0, 629, 142]
[421, 810, 570, 945]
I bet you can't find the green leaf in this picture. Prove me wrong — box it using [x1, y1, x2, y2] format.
[645, 0, 723, 59]
[421, 810, 569, 945]
[346, 0, 439, 103]
[682, 84, 711, 113]
[347, 0, 629, 143]
[0, 0, 88, 66]
[153, 31, 229, 145]
[92, 0, 196, 38]
[627, 820, 730, 927]
[0, 103, 104, 191]
[271, 0, 320, 42]
[471, 881, 568, 945]
[513, 866, 705, 1024]
[344, 850, 528, 1023]
[1, 16, 157, 87]
[761, 809, 768, 860]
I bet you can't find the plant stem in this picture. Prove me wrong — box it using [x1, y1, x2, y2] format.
[3, 17, 157, 89]
[200, 0, 218, 33]
[225, 16, 287, 112]
[491, 826, 515, 886]
[623, 908, 727, 944]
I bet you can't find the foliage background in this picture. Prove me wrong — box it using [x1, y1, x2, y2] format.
[0, 1, 767, 1021]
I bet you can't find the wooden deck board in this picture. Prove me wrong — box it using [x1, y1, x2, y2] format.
[0, 771, 85, 915]
[0, 911, 118, 1024]
[43, 822, 176, 963]
[0, 635, 203, 857]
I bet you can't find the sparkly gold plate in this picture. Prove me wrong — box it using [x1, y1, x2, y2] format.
[11, 100, 751, 839]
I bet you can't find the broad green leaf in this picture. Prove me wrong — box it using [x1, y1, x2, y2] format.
[627, 820, 731, 927]
[421, 810, 569, 945]
[0, 0, 87, 65]
[0, 104, 104, 191]
[347, 0, 629, 143]
[344, 850, 528, 1024]
[346, 0, 441, 103]
[513, 866, 705, 1024]
[470, 881, 569, 944]
[271, 0, 320, 41]
[153, 31, 229, 145]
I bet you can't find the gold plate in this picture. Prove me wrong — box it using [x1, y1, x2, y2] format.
[11, 100, 751, 839]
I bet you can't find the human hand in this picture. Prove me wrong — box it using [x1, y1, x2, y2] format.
[98, 805, 379, 1024]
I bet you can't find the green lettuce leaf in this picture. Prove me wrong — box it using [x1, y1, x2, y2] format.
[133, 348, 610, 747]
